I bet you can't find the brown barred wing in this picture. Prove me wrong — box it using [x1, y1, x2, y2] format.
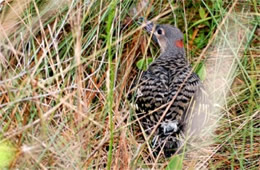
[166, 68, 201, 123]
[135, 65, 170, 132]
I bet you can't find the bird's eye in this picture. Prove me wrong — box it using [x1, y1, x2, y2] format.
[157, 28, 163, 35]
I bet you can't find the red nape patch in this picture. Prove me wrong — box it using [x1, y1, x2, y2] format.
[175, 40, 184, 48]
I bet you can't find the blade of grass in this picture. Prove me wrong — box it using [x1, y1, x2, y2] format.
[106, 0, 117, 169]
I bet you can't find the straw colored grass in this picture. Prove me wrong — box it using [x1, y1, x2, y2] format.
[0, 0, 259, 169]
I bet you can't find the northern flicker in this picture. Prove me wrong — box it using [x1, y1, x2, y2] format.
[134, 20, 205, 157]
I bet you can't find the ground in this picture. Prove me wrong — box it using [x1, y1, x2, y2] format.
[0, 0, 259, 169]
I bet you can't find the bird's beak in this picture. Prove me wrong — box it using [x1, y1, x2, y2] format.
[137, 17, 155, 34]
[137, 17, 159, 44]
[144, 21, 155, 34]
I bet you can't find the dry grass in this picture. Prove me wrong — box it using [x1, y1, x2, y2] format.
[0, 0, 259, 169]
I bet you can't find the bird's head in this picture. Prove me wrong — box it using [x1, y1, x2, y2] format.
[141, 20, 185, 54]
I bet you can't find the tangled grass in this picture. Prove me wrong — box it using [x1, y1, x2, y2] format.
[0, 0, 259, 169]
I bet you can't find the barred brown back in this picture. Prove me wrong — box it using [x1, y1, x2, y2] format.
[133, 22, 203, 157]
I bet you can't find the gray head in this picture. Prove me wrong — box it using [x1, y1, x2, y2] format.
[142, 21, 185, 54]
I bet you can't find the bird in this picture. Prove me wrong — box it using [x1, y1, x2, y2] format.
[133, 20, 206, 157]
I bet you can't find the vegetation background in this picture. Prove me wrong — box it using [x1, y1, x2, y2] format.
[0, 0, 259, 169]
